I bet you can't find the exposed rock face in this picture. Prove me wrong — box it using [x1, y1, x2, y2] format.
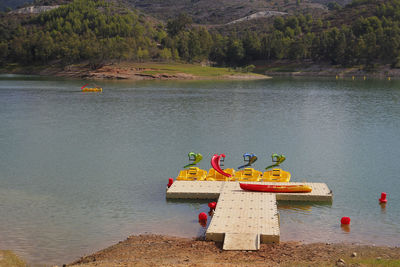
[226, 11, 288, 25]
[9, 6, 59, 15]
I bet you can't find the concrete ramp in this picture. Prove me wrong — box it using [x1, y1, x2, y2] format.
[206, 189, 280, 249]
[223, 233, 260, 250]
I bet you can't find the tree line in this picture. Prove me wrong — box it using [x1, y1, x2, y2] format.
[1, 0, 400, 68]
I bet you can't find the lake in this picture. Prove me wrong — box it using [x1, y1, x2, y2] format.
[0, 75, 399, 265]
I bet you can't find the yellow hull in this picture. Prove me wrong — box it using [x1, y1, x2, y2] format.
[176, 167, 207, 181]
[82, 88, 102, 92]
[206, 168, 235, 181]
[175, 167, 290, 182]
[233, 168, 262, 182]
[261, 168, 291, 182]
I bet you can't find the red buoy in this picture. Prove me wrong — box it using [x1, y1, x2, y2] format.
[379, 192, 387, 203]
[167, 178, 174, 188]
[198, 212, 208, 221]
[341, 217, 351, 225]
[208, 202, 217, 210]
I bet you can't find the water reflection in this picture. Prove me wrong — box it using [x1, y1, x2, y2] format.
[380, 203, 387, 213]
[278, 202, 313, 213]
[341, 224, 351, 233]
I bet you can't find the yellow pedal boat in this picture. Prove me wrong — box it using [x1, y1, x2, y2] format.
[82, 87, 102, 92]
[206, 168, 235, 181]
[233, 167, 262, 182]
[261, 168, 291, 182]
[176, 166, 207, 181]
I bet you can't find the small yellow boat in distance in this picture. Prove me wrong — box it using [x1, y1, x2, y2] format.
[82, 87, 102, 92]
[233, 167, 262, 182]
[176, 166, 207, 181]
[262, 168, 291, 182]
[206, 168, 235, 181]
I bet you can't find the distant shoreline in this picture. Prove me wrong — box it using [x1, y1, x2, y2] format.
[257, 61, 400, 79]
[0, 62, 270, 81]
[2, 61, 400, 81]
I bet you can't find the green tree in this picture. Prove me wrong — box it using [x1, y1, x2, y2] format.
[34, 31, 55, 62]
[242, 31, 261, 61]
[0, 41, 8, 63]
[159, 48, 172, 60]
[226, 39, 244, 65]
[166, 13, 192, 36]
[137, 47, 149, 61]
[273, 17, 285, 31]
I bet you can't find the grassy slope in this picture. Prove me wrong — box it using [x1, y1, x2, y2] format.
[131, 62, 264, 77]
[0, 62, 269, 79]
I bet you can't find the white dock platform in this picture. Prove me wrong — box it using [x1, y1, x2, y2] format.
[166, 181, 333, 250]
[207, 189, 280, 249]
[166, 181, 333, 202]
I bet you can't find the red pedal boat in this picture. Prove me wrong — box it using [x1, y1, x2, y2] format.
[239, 183, 312, 193]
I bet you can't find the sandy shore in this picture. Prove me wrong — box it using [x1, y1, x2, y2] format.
[67, 234, 400, 266]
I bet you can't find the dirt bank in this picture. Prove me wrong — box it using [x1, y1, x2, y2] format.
[258, 60, 400, 78]
[68, 234, 400, 267]
[54, 64, 198, 80]
[0, 62, 270, 81]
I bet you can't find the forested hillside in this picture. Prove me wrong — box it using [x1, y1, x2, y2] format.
[1, 0, 400, 69]
[127, 0, 326, 24]
[0, 0, 168, 64]
[209, 0, 400, 67]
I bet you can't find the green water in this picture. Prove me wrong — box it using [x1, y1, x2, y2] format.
[0, 75, 400, 265]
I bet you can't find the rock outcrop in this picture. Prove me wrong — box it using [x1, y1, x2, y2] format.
[9, 5, 59, 15]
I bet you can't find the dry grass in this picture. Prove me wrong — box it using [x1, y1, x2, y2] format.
[0, 250, 26, 267]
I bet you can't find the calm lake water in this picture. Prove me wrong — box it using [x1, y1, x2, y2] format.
[1, 74, 400, 265]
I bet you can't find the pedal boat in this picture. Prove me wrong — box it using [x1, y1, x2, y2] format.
[176, 166, 207, 181]
[233, 167, 262, 182]
[240, 183, 312, 193]
[82, 87, 102, 92]
[261, 168, 291, 182]
[206, 168, 235, 181]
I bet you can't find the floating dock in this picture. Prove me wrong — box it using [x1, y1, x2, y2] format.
[166, 181, 333, 250]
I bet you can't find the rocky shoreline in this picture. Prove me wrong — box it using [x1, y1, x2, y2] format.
[0, 62, 270, 81]
[67, 234, 400, 267]
[260, 61, 400, 79]
[3, 61, 400, 80]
